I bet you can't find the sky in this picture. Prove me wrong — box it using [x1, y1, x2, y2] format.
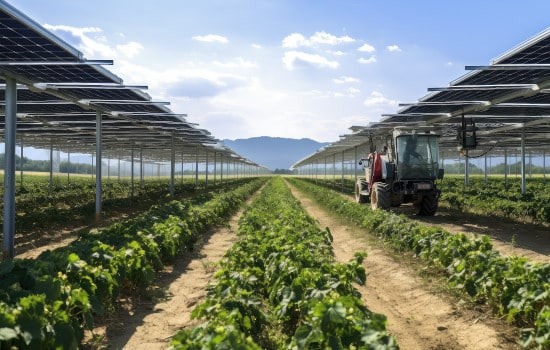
[6, 0, 550, 144]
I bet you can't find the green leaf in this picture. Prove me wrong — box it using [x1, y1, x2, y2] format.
[67, 253, 80, 264]
[53, 322, 77, 349]
[34, 276, 62, 302]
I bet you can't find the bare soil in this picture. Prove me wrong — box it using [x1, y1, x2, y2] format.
[414, 206, 549, 264]
[341, 192, 549, 264]
[15, 183, 548, 349]
[87, 221, 242, 349]
[83, 196, 253, 349]
[286, 183, 521, 350]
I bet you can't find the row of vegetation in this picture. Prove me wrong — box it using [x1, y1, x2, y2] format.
[0, 177, 266, 349]
[304, 174, 550, 225]
[288, 178, 550, 349]
[439, 176, 550, 224]
[441, 160, 548, 175]
[0, 174, 243, 234]
[171, 177, 398, 349]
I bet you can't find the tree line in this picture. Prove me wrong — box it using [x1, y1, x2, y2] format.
[0, 153, 94, 174]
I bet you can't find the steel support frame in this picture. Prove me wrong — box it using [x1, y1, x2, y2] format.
[2, 77, 16, 260]
[95, 111, 102, 222]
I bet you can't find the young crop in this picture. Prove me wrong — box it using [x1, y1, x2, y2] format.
[172, 177, 398, 349]
[289, 177, 550, 349]
[0, 177, 266, 349]
[439, 176, 550, 224]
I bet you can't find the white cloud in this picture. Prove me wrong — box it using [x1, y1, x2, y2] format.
[310, 31, 354, 45]
[328, 50, 346, 56]
[166, 75, 247, 99]
[282, 31, 355, 48]
[386, 45, 401, 52]
[116, 41, 143, 58]
[333, 76, 360, 84]
[358, 56, 377, 64]
[363, 91, 398, 108]
[282, 33, 308, 48]
[192, 34, 229, 43]
[251, 43, 262, 49]
[44, 23, 101, 35]
[214, 57, 258, 69]
[348, 87, 361, 95]
[282, 50, 339, 70]
[358, 43, 376, 53]
[44, 24, 117, 58]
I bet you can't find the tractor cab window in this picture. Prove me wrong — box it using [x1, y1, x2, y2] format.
[396, 135, 439, 179]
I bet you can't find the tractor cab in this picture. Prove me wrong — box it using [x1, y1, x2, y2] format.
[394, 133, 440, 181]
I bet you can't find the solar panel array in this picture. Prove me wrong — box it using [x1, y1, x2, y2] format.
[293, 27, 550, 168]
[0, 1, 256, 165]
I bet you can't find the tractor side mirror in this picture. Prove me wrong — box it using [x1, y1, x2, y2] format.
[358, 160, 362, 165]
[437, 168, 445, 180]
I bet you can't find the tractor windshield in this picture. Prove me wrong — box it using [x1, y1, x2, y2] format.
[396, 134, 439, 180]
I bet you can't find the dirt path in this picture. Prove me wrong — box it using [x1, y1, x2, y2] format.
[341, 193, 549, 264]
[86, 200, 249, 349]
[416, 207, 549, 264]
[287, 183, 519, 350]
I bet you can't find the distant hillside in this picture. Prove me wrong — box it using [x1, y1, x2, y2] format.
[223, 136, 329, 171]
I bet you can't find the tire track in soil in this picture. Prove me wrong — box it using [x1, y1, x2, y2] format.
[286, 182, 519, 350]
[86, 202, 250, 349]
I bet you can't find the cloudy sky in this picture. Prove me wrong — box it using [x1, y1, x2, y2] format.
[7, 0, 550, 143]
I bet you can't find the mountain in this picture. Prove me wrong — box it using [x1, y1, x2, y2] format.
[223, 136, 329, 171]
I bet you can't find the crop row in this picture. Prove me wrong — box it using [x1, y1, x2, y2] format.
[300, 175, 550, 224]
[171, 177, 398, 349]
[0, 177, 266, 349]
[439, 176, 550, 224]
[288, 178, 550, 349]
[7, 177, 241, 233]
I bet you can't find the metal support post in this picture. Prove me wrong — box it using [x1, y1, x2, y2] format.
[140, 148, 144, 187]
[205, 151, 209, 189]
[195, 147, 199, 190]
[95, 111, 102, 222]
[170, 135, 175, 199]
[67, 151, 70, 185]
[504, 149, 508, 189]
[2, 77, 16, 260]
[521, 129, 526, 195]
[49, 141, 54, 195]
[484, 153, 488, 183]
[341, 151, 345, 193]
[464, 150, 470, 187]
[19, 137, 23, 187]
[213, 152, 217, 185]
[354, 146, 358, 185]
[131, 148, 135, 196]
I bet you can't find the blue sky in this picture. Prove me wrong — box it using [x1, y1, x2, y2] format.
[7, 0, 550, 143]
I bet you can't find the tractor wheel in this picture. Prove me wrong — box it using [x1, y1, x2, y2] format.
[371, 182, 391, 210]
[418, 191, 439, 216]
[355, 181, 368, 203]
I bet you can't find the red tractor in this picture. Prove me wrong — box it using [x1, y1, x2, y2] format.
[355, 128, 444, 216]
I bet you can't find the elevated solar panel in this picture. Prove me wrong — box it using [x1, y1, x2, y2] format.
[293, 27, 550, 169]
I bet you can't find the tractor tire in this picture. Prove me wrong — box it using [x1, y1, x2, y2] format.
[355, 181, 368, 203]
[418, 191, 439, 216]
[371, 182, 391, 210]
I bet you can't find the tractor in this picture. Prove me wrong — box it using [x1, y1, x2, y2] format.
[355, 127, 444, 216]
